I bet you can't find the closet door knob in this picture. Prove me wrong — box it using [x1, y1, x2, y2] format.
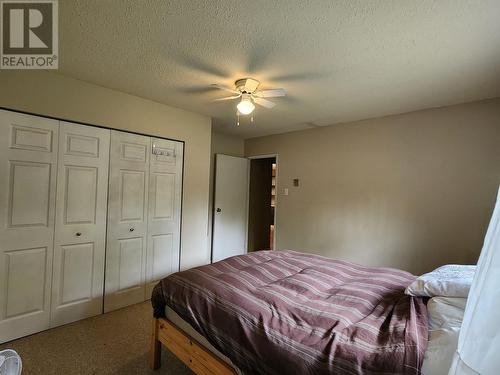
[75, 232, 82, 237]
[129, 228, 134, 232]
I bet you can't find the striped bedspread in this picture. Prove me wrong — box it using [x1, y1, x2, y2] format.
[151, 250, 428, 375]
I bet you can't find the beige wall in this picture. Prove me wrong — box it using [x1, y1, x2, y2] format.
[0, 71, 212, 270]
[246, 98, 500, 274]
[211, 132, 245, 158]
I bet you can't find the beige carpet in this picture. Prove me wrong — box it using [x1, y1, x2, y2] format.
[0, 302, 193, 375]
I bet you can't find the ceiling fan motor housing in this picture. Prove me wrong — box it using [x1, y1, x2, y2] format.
[235, 78, 260, 93]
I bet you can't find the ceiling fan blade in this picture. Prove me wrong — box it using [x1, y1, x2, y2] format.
[253, 88, 286, 98]
[213, 94, 241, 102]
[211, 84, 240, 94]
[253, 97, 276, 109]
[244, 78, 260, 92]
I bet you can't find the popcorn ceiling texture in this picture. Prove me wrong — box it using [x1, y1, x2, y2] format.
[58, 0, 500, 138]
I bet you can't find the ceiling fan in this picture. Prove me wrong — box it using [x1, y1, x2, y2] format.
[212, 78, 286, 115]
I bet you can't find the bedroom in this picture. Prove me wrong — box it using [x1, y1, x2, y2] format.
[0, 1, 499, 374]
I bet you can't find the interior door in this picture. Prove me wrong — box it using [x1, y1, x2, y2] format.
[145, 138, 183, 298]
[104, 131, 150, 312]
[50, 121, 110, 327]
[212, 154, 249, 262]
[0, 110, 59, 343]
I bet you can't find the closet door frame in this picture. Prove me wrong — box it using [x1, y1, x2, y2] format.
[0, 106, 185, 313]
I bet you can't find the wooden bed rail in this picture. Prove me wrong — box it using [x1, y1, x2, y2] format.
[150, 317, 236, 375]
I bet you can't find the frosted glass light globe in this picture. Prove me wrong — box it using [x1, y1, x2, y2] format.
[237, 98, 255, 115]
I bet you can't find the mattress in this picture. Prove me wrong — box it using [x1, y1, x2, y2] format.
[421, 296, 467, 375]
[426, 297, 466, 330]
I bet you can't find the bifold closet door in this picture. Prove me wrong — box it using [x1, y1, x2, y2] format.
[0, 110, 59, 343]
[50, 122, 110, 327]
[104, 131, 150, 312]
[145, 138, 183, 296]
[105, 133, 183, 309]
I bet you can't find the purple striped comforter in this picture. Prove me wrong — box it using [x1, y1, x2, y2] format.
[151, 250, 428, 375]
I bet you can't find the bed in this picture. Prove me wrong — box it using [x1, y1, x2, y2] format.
[151, 250, 430, 375]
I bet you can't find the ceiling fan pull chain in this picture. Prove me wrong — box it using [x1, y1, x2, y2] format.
[237, 111, 240, 126]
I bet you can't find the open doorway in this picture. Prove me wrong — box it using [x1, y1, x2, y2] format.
[247, 156, 277, 251]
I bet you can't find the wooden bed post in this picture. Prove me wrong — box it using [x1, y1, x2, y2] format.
[150, 318, 161, 369]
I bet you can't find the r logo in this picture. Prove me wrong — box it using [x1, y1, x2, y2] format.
[2, 2, 52, 53]
[1, 0, 58, 69]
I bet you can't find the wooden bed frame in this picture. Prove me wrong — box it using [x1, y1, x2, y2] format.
[150, 317, 236, 375]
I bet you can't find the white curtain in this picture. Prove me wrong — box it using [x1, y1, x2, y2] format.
[448, 186, 500, 375]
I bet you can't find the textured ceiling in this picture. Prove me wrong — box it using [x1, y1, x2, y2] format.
[58, 1, 500, 138]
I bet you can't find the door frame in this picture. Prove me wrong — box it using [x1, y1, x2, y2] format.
[247, 154, 279, 251]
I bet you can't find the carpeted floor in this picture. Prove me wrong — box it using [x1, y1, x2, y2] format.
[0, 302, 193, 375]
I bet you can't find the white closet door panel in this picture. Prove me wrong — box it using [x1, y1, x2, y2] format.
[151, 234, 175, 279]
[145, 138, 183, 298]
[9, 161, 51, 226]
[104, 131, 149, 312]
[117, 238, 143, 289]
[51, 122, 110, 327]
[0, 110, 58, 343]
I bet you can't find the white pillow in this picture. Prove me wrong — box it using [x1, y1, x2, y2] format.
[405, 264, 476, 298]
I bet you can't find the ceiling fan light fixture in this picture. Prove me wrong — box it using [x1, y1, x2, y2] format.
[236, 95, 255, 115]
[212, 79, 285, 121]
